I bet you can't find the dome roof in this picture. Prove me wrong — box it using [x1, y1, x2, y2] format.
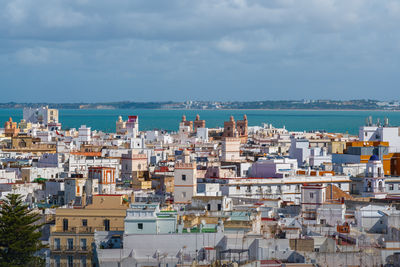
[369, 155, 380, 161]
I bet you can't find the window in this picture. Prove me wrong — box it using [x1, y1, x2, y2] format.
[138, 223, 143, 230]
[54, 238, 60, 250]
[207, 204, 211, 211]
[63, 219, 68, 231]
[310, 192, 314, 199]
[67, 255, 73, 267]
[67, 238, 73, 250]
[217, 204, 222, 211]
[82, 219, 87, 227]
[54, 255, 61, 267]
[182, 174, 186, 181]
[104, 219, 110, 231]
[81, 256, 87, 267]
[80, 238, 87, 250]
[182, 192, 186, 198]
[389, 184, 394, 191]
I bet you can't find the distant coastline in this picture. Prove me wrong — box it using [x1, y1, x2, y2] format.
[0, 99, 399, 111]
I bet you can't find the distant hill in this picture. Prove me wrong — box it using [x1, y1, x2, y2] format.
[0, 99, 398, 110]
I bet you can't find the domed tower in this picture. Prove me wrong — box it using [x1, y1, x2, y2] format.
[116, 115, 126, 134]
[362, 155, 387, 199]
[237, 114, 248, 143]
[180, 115, 193, 132]
[4, 117, 19, 137]
[193, 114, 205, 133]
[223, 116, 237, 137]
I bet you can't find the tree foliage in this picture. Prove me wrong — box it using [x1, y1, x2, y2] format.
[0, 194, 46, 267]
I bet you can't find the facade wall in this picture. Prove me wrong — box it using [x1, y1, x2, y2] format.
[174, 163, 197, 204]
[222, 137, 241, 161]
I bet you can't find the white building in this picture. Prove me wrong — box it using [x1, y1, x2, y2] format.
[301, 184, 346, 225]
[362, 155, 387, 199]
[38, 153, 66, 168]
[196, 128, 209, 142]
[23, 106, 59, 126]
[355, 204, 392, 233]
[218, 174, 350, 205]
[126, 116, 139, 137]
[68, 154, 120, 177]
[78, 125, 92, 142]
[21, 167, 64, 182]
[248, 158, 298, 178]
[359, 118, 400, 153]
[289, 138, 310, 166]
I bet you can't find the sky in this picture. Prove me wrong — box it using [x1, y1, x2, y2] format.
[1, 0, 400, 103]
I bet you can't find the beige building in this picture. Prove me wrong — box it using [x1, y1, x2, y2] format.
[50, 194, 129, 267]
[174, 162, 197, 204]
[116, 115, 126, 135]
[121, 150, 150, 189]
[221, 137, 241, 162]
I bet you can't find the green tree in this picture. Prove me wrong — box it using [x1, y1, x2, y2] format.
[0, 194, 46, 267]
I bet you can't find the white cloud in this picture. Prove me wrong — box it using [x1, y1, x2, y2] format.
[217, 39, 244, 53]
[0, 0, 400, 101]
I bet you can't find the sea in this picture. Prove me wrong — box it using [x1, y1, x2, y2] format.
[1, 109, 400, 135]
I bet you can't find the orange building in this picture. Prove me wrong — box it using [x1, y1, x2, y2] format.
[335, 141, 394, 175]
[4, 117, 19, 137]
[223, 116, 237, 138]
[223, 115, 248, 143]
[391, 153, 400, 176]
[193, 114, 205, 132]
[181, 115, 193, 132]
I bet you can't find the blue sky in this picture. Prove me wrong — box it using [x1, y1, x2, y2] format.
[1, 0, 399, 102]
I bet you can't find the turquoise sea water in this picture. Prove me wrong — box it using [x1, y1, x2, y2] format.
[1, 109, 400, 135]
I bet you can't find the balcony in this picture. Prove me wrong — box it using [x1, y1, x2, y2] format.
[51, 226, 124, 234]
[50, 245, 92, 253]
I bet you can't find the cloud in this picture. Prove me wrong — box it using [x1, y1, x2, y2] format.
[0, 0, 399, 102]
[217, 39, 244, 53]
[15, 47, 49, 64]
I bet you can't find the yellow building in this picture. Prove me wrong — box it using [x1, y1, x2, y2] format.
[50, 194, 129, 267]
